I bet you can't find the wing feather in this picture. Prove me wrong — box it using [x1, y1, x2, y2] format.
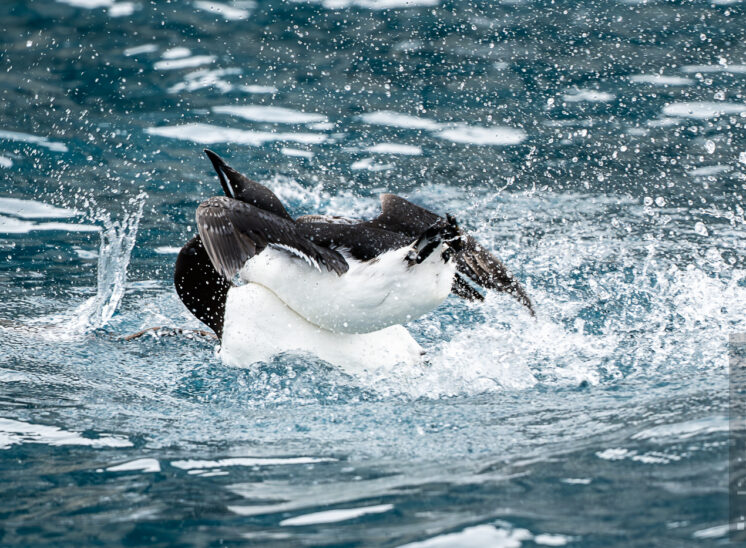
[196, 196, 348, 280]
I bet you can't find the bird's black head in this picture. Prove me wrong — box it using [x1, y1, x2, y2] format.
[174, 235, 231, 339]
[442, 213, 465, 254]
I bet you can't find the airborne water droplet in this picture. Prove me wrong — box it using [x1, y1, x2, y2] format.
[694, 222, 709, 236]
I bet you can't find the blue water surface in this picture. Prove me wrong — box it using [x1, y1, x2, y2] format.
[1, 0, 745, 545]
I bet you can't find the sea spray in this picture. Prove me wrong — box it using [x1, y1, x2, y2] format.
[70, 193, 146, 332]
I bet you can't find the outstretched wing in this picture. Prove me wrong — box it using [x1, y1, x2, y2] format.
[196, 196, 349, 280]
[366, 193, 440, 236]
[369, 194, 535, 315]
[456, 235, 534, 315]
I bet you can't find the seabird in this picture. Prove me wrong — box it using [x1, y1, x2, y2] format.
[174, 150, 533, 367]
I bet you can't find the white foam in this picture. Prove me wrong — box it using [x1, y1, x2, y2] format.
[0, 370, 28, 382]
[74, 247, 98, 259]
[154, 246, 181, 254]
[194, 1, 250, 20]
[0, 215, 98, 234]
[366, 143, 422, 155]
[0, 129, 68, 152]
[281, 147, 314, 158]
[395, 39, 423, 52]
[109, 2, 135, 16]
[146, 123, 326, 146]
[0, 197, 75, 219]
[359, 110, 441, 130]
[229, 475, 406, 518]
[212, 105, 326, 124]
[0, 156, 12, 168]
[361, 312, 576, 399]
[631, 416, 728, 441]
[280, 504, 393, 526]
[240, 84, 279, 94]
[535, 534, 570, 546]
[41, 221, 99, 232]
[154, 55, 215, 70]
[662, 101, 746, 119]
[318, 0, 439, 8]
[595, 448, 634, 461]
[692, 524, 730, 539]
[168, 67, 241, 94]
[351, 157, 393, 171]
[107, 458, 161, 473]
[562, 89, 615, 103]
[161, 47, 192, 60]
[56, 0, 114, 7]
[686, 165, 731, 177]
[646, 117, 681, 128]
[0, 418, 132, 450]
[629, 74, 693, 86]
[171, 456, 336, 470]
[124, 44, 158, 56]
[308, 121, 334, 131]
[399, 525, 532, 548]
[631, 452, 680, 464]
[681, 64, 746, 74]
[435, 124, 526, 145]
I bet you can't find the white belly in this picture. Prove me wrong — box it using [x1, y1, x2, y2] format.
[220, 283, 424, 372]
[238, 246, 456, 333]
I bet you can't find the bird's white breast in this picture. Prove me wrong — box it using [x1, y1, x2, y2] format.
[220, 283, 424, 372]
[238, 245, 456, 333]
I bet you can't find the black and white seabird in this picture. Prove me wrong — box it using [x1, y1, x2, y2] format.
[174, 150, 533, 368]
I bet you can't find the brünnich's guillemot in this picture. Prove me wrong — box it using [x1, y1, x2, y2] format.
[174, 150, 533, 369]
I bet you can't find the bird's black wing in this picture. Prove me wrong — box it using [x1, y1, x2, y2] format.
[456, 235, 535, 315]
[452, 272, 485, 302]
[369, 193, 535, 314]
[295, 220, 412, 262]
[295, 214, 360, 225]
[365, 193, 440, 237]
[196, 196, 349, 280]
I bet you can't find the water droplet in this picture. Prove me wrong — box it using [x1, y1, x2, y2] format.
[694, 222, 708, 236]
[643, 196, 653, 206]
[705, 140, 716, 154]
[655, 197, 666, 207]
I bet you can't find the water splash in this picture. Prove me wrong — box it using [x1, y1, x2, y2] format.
[75, 194, 146, 331]
[22, 193, 150, 337]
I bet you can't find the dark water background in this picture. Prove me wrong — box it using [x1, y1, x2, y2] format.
[1, 0, 745, 545]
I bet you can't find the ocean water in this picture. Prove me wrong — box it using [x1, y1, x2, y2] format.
[0, 0, 744, 545]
